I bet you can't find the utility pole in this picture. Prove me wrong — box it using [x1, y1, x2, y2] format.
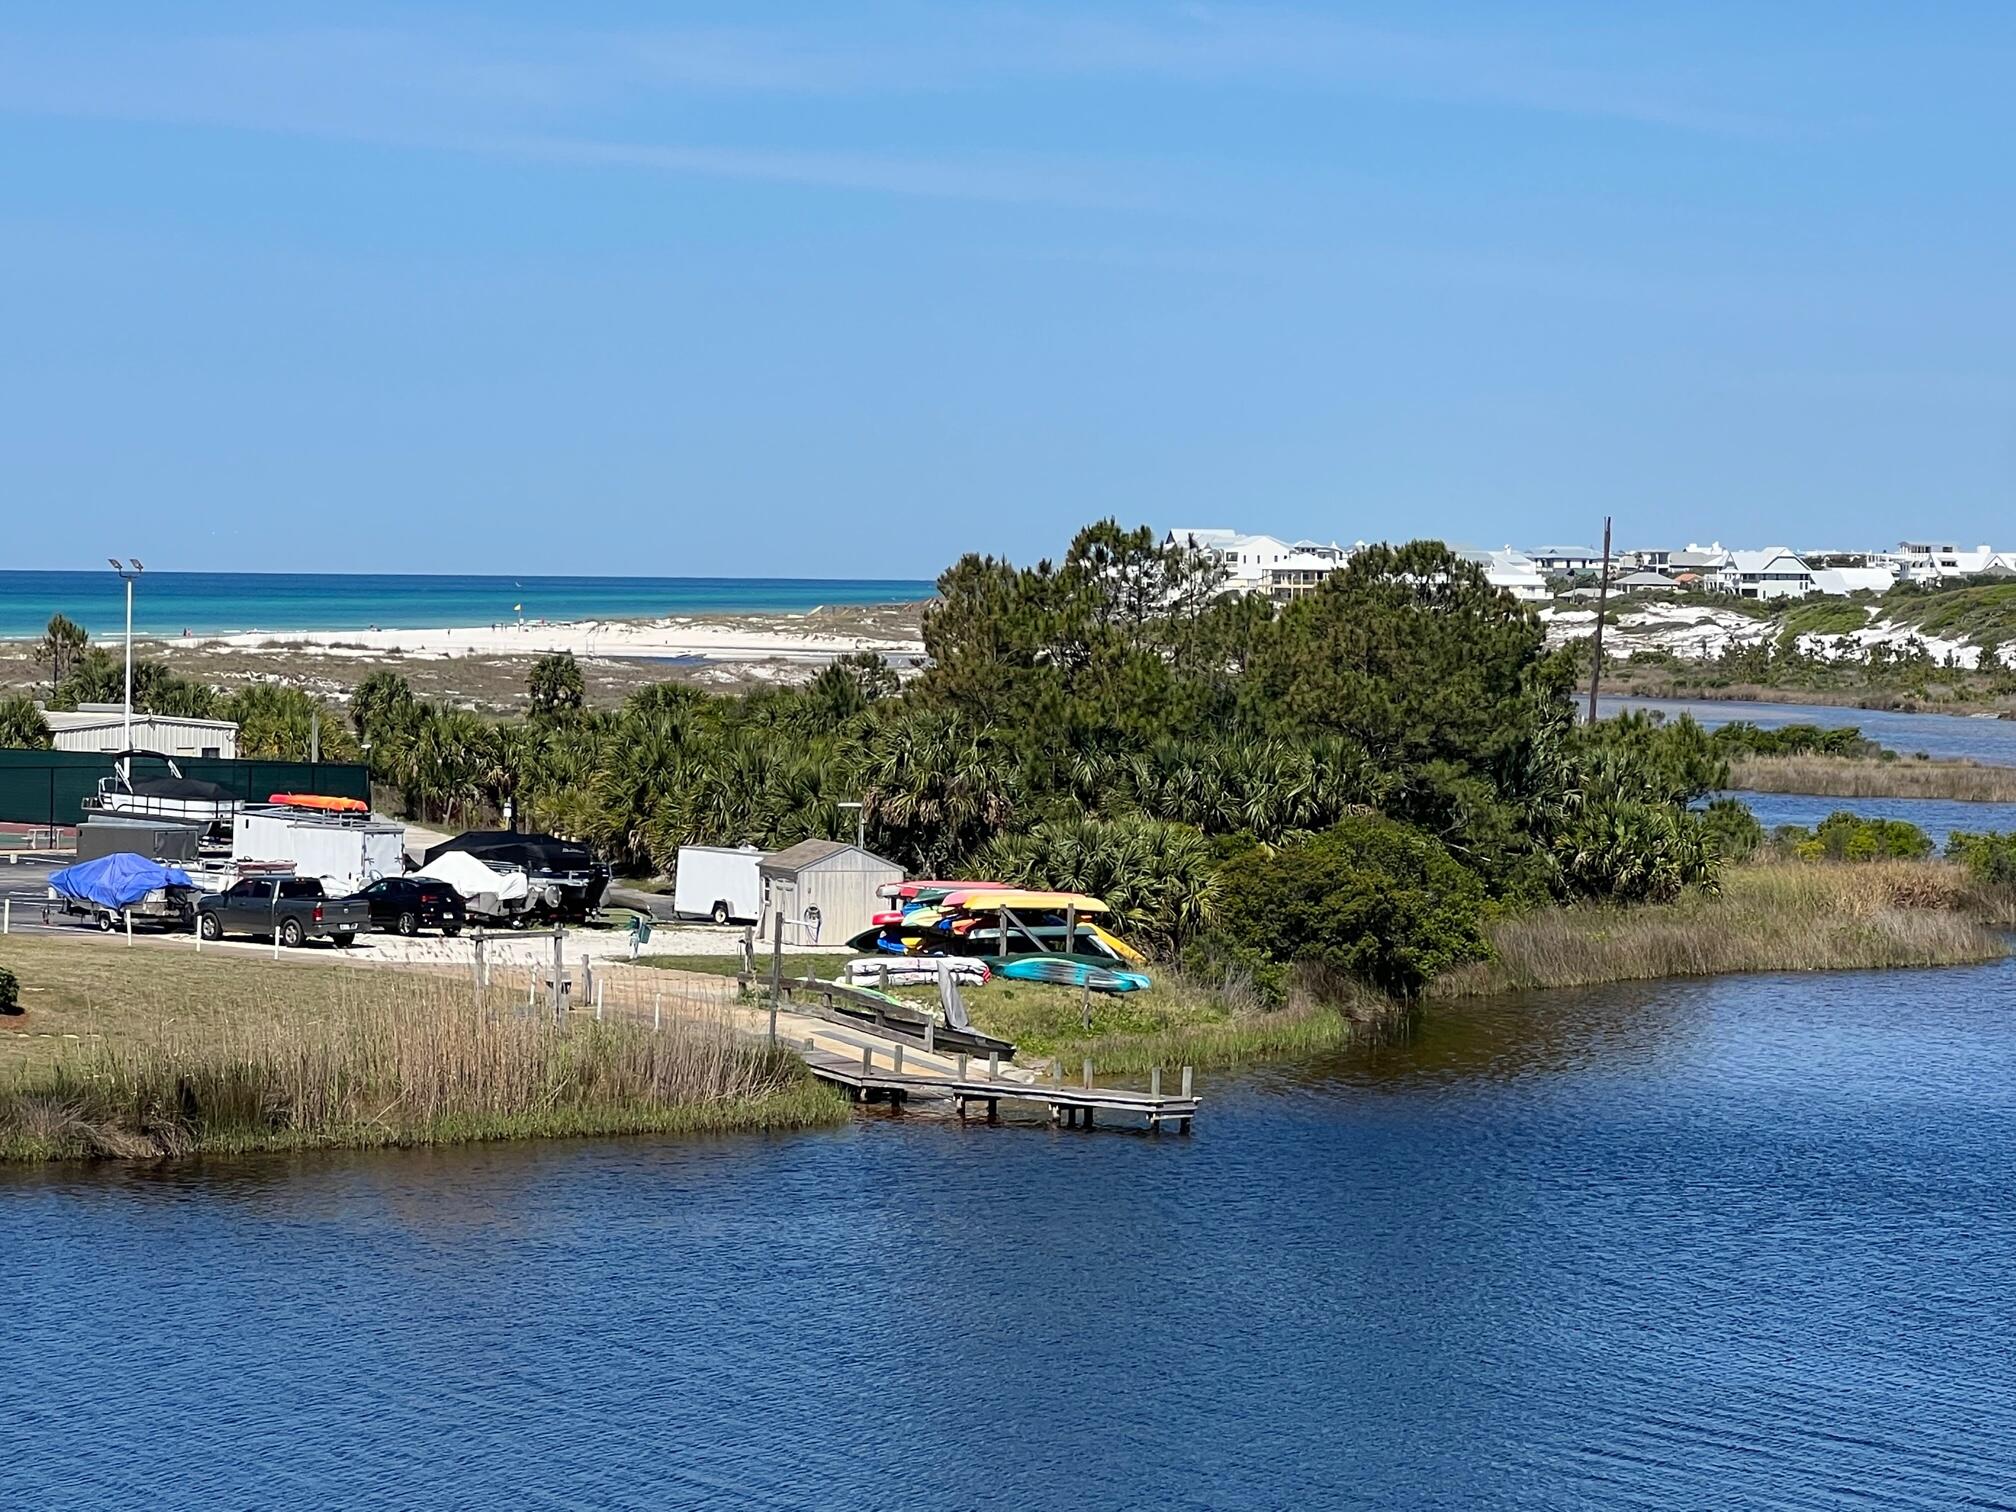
[108, 559, 143, 783]
[1586, 516, 1613, 723]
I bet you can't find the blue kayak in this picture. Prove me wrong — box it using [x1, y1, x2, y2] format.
[992, 955, 1152, 993]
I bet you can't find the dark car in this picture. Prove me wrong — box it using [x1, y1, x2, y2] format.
[349, 876, 467, 937]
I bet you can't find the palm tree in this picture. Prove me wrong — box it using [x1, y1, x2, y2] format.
[0, 695, 51, 750]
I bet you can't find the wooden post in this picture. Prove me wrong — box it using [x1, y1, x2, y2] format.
[1587, 514, 1613, 723]
[3, 896, 10, 934]
[893, 1044, 904, 1075]
[879, 964, 889, 995]
[1181, 1065, 1194, 1097]
[1151, 1067, 1162, 1098]
[126, 910, 133, 948]
[987, 1051, 999, 1080]
[1081, 1058, 1092, 1090]
[594, 975, 604, 1021]
[550, 925, 564, 1023]
[271, 918, 279, 959]
[741, 925, 755, 976]
[768, 908, 784, 1045]
[861, 1045, 872, 1075]
[653, 992, 661, 1032]
[956, 1053, 968, 1082]
[924, 1015, 935, 1055]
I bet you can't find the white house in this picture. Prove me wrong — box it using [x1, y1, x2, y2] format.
[1612, 570, 1682, 594]
[1456, 547, 1550, 603]
[1729, 548, 1814, 600]
[1526, 544, 1606, 575]
[1164, 529, 1342, 596]
[1667, 543, 1735, 593]
[1809, 566, 1896, 596]
[1875, 541, 2015, 583]
[1262, 552, 1347, 603]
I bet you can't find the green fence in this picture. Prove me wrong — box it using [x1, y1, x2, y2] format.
[0, 749, 371, 828]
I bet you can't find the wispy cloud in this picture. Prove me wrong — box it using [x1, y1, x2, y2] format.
[0, 8, 1789, 209]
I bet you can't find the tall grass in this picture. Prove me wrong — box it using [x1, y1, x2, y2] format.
[961, 963, 1398, 1074]
[1431, 860, 2009, 997]
[0, 967, 840, 1162]
[1729, 753, 2016, 802]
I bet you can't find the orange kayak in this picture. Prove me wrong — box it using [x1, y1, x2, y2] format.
[268, 793, 369, 814]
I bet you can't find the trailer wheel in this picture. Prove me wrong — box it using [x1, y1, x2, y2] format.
[711, 901, 731, 925]
[97, 911, 116, 932]
[200, 913, 222, 941]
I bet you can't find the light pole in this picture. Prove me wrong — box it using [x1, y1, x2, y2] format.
[838, 800, 864, 851]
[108, 558, 143, 783]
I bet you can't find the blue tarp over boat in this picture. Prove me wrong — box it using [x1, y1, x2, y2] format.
[46, 853, 195, 909]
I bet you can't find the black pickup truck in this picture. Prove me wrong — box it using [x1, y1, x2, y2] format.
[196, 876, 371, 948]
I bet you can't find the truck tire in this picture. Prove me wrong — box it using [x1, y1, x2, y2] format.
[711, 901, 731, 925]
[280, 917, 305, 949]
[200, 913, 222, 941]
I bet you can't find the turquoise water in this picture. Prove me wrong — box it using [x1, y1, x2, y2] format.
[0, 571, 933, 640]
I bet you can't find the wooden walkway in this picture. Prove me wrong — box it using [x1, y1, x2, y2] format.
[752, 974, 1200, 1133]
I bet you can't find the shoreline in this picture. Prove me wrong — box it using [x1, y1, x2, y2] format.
[176, 614, 927, 667]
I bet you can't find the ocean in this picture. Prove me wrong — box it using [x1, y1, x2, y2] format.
[0, 571, 934, 641]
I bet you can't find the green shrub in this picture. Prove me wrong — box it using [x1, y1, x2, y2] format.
[1699, 798, 1763, 862]
[1555, 800, 1720, 902]
[1777, 811, 1933, 862]
[1712, 721, 1878, 759]
[1947, 830, 2016, 885]
[1200, 815, 1489, 1000]
[0, 965, 17, 1013]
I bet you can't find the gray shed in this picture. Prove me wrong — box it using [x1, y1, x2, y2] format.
[759, 840, 904, 947]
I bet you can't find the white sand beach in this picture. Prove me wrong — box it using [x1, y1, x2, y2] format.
[190, 615, 924, 666]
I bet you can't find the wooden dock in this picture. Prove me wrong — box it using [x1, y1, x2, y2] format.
[746, 970, 1200, 1133]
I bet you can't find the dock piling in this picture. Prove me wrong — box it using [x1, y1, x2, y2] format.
[1081, 1058, 1092, 1090]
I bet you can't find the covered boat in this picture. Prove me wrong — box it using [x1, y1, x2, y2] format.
[423, 831, 611, 921]
[46, 853, 199, 930]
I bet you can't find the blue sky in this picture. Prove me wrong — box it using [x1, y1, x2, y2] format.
[3, 3, 2013, 576]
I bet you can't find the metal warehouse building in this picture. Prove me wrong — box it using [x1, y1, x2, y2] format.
[759, 840, 904, 947]
[42, 704, 240, 759]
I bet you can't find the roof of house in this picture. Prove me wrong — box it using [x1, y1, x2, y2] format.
[1526, 544, 1603, 558]
[1614, 570, 1679, 586]
[1730, 548, 1810, 573]
[760, 839, 902, 875]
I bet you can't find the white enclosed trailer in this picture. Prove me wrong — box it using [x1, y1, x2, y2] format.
[673, 845, 763, 924]
[232, 807, 406, 898]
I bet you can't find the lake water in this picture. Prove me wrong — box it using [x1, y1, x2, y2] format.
[10, 961, 2016, 1509]
[0, 571, 934, 641]
[1602, 694, 2016, 766]
[1716, 788, 2016, 846]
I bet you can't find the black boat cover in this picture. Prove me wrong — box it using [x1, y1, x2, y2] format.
[130, 775, 237, 803]
[424, 830, 598, 872]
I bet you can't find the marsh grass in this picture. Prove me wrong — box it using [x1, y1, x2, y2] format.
[1431, 860, 2010, 997]
[958, 964, 1398, 1074]
[0, 940, 840, 1161]
[1729, 753, 2016, 802]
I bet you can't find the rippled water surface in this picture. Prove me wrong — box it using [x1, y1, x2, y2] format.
[10, 963, 2016, 1509]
